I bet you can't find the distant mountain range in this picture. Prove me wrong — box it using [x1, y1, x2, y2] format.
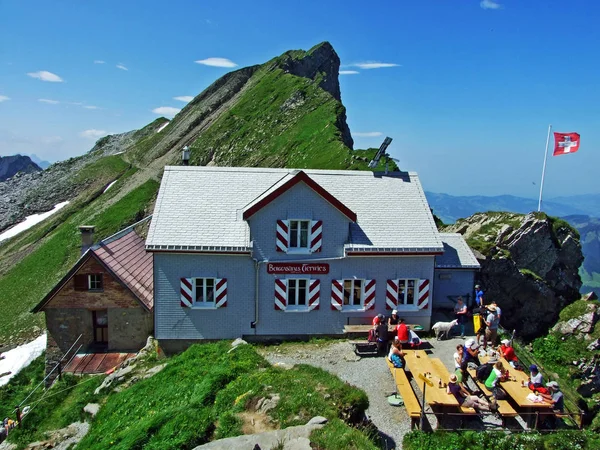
[426, 192, 599, 294]
[29, 154, 51, 169]
[426, 192, 599, 224]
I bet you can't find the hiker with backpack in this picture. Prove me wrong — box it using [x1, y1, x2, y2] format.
[374, 314, 389, 355]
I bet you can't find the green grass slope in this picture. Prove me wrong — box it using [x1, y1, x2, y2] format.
[74, 343, 374, 450]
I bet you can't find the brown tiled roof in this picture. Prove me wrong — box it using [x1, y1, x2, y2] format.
[93, 230, 153, 310]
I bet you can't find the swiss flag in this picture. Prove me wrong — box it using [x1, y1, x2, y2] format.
[553, 132, 580, 156]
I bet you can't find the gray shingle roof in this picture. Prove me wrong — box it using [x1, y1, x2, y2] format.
[146, 166, 443, 253]
[435, 233, 481, 269]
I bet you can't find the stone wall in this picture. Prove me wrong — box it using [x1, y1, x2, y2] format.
[108, 307, 153, 351]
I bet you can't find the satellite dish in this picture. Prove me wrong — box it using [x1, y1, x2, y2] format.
[368, 137, 398, 174]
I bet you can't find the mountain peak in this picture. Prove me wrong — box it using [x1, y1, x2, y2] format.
[276, 41, 342, 102]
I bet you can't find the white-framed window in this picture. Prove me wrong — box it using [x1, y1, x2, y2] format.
[287, 278, 308, 310]
[88, 274, 103, 291]
[194, 278, 215, 305]
[398, 279, 418, 307]
[343, 279, 364, 308]
[289, 220, 310, 249]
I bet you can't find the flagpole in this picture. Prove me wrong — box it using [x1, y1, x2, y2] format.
[537, 124, 552, 212]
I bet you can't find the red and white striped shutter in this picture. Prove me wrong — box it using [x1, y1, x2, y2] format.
[386, 279, 399, 310]
[330, 280, 344, 311]
[274, 279, 287, 310]
[363, 279, 376, 310]
[276, 220, 289, 252]
[215, 278, 227, 308]
[418, 279, 430, 309]
[309, 220, 323, 253]
[308, 279, 320, 311]
[180, 278, 193, 307]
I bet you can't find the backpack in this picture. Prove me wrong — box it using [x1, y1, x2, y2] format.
[368, 328, 377, 342]
[476, 363, 494, 382]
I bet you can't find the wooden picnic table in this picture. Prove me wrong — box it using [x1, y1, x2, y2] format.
[404, 350, 459, 407]
[480, 355, 552, 428]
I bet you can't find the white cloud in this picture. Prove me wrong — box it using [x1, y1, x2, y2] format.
[116, 63, 128, 71]
[152, 106, 181, 117]
[173, 96, 194, 103]
[351, 62, 400, 70]
[79, 129, 109, 139]
[41, 136, 63, 144]
[0, 95, 10, 102]
[66, 101, 83, 106]
[195, 57, 237, 68]
[83, 105, 99, 110]
[27, 70, 64, 82]
[38, 98, 60, 104]
[480, 0, 502, 9]
[339, 70, 360, 75]
[354, 132, 383, 138]
[94, 60, 105, 64]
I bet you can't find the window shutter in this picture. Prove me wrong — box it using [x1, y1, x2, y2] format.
[308, 279, 320, 311]
[215, 278, 227, 308]
[364, 279, 376, 310]
[309, 220, 323, 253]
[386, 279, 399, 310]
[330, 280, 343, 311]
[276, 220, 289, 252]
[417, 279, 430, 310]
[274, 279, 287, 310]
[180, 278, 193, 307]
[74, 274, 88, 291]
[97, 274, 104, 290]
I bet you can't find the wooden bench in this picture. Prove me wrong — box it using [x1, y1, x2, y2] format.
[386, 358, 422, 429]
[466, 368, 518, 426]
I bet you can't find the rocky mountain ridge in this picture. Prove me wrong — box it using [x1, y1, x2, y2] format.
[444, 211, 583, 339]
[0, 155, 41, 182]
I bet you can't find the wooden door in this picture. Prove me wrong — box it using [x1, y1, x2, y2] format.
[92, 310, 108, 346]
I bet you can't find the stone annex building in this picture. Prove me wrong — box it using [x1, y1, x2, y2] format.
[35, 166, 479, 361]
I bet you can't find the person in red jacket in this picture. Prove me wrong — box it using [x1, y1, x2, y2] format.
[499, 339, 518, 368]
[396, 318, 409, 345]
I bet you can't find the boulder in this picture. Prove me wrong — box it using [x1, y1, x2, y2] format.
[83, 403, 100, 417]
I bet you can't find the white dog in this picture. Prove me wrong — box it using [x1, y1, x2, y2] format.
[432, 319, 458, 340]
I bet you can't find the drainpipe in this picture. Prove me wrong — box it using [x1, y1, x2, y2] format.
[252, 259, 261, 333]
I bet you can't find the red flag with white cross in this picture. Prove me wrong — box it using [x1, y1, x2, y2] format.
[553, 132, 580, 156]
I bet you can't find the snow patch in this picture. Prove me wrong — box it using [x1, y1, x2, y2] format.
[0, 334, 47, 387]
[0, 201, 70, 243]
[103, 180, 117, 193]
[156, 121, 170, 133]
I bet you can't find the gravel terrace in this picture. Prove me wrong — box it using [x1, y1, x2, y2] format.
[259, 320, 521, 449]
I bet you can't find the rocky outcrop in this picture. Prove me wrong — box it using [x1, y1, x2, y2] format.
[0, 155, 41, 182]
[445, 212, 583, 340]
[193, 416, 328, 450]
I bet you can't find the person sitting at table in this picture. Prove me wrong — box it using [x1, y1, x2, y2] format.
[538, 381, 564, 428]
[527, 364, 549, 394]
[388, 309, 400, 326]
[484, 361, 508, 400]
[396, 318, 409, 345]
[447, 374, 494, 412]
[463, 339, 481, 368]
[499, 339, 519, 368]
[388, 338, 406, 368]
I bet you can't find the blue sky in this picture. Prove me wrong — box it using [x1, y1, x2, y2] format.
[0, 0, 598, 198]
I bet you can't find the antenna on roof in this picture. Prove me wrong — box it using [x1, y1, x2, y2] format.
[367, 137, 397, 174]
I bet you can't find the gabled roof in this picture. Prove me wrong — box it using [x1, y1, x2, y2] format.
[243, 170, 357, 222]
[146, 166, 444, 253]
[435, 233, 481, 269]
[32, 226, 153, 313]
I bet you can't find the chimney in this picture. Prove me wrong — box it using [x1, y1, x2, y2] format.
[79, 226, 95, 255]
[182, 146, 190, 166]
